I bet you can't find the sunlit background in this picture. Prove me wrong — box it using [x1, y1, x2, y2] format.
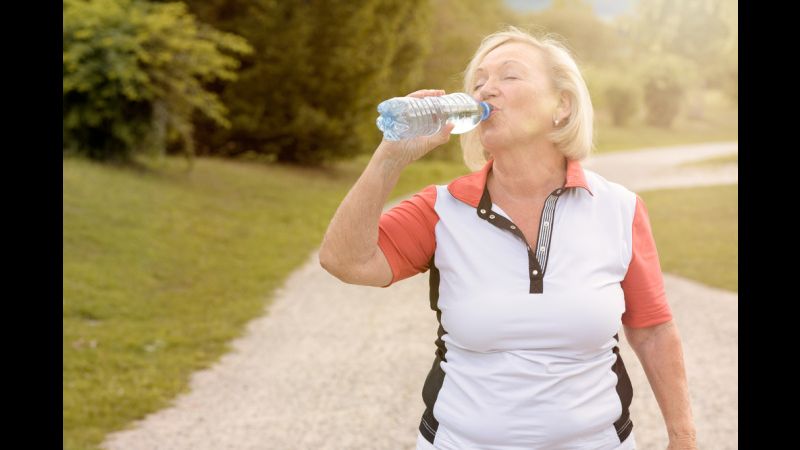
[63, 1, 737, 449]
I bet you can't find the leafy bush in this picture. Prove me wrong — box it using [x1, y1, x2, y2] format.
[605, 82, 639, 127]
[639, 55, 690, 128]
[63, 0, 252, 162]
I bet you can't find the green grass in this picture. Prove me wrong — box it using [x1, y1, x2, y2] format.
[593, 113, 738, 154]
[63, 153, 470, 450]
[682, 152, 738, 167]
[594, 123, 738, 154]
[64, 155, 354, 449]
[640, 184, 738, 292]
[593, 102, 738, 154]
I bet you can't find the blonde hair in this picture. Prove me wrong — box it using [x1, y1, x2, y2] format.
[460, 26, 594, 171]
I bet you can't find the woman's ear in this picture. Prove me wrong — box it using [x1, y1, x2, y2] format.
[556, 92, 571, 123]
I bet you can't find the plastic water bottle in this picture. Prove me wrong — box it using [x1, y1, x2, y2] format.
[376, 93, 493, 141]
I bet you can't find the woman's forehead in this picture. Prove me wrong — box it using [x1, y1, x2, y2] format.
[478, 42, 542, 72]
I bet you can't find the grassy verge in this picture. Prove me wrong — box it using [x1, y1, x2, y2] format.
[63, 153, 469, 450]
[681, 152, 738, 167]
[594, 99, 738, 154]
[64, 155, 354, 449]
[640, 184, 738, 292]
[594, 119, 738, 154]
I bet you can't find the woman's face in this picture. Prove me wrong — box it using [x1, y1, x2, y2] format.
[472, 42, 562, 151]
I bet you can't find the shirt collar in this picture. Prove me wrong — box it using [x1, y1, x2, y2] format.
[447, 157, 593, 208]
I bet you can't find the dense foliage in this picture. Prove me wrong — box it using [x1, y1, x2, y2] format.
[63, 0, 252, 162]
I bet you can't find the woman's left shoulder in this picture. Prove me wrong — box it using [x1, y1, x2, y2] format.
[581, 169, 636, 204]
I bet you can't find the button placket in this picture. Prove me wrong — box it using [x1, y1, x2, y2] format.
[478, 183, 558, 294]
[533, 191, 562, 277]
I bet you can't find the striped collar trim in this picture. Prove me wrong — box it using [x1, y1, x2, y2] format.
[447, 157, 593, 208]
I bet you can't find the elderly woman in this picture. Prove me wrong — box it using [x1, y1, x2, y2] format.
[319, 26, 697, 450]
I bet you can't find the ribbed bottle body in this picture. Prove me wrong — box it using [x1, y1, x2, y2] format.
[376, 93, 491, 141]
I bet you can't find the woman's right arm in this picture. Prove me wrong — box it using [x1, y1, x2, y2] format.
[318, 89, 454, 287]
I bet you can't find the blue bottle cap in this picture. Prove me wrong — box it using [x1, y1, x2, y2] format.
[479, 102, 493, 121]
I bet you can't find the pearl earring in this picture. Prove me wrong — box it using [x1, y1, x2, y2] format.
[553, 116, 560, 126]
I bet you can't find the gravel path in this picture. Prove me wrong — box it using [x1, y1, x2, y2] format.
[103, 142, 738, 450]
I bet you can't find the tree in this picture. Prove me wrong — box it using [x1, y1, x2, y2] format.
[520, 0, 629, 67]
[605, 83, 638, 127]
[63, 0, 252, 164]
[602, 0, 737, 124]
[182, 0, 432, 165]
[627, 0, 730, 65]
[420, 0, 516, 93]
[624, 0, 736, 108]
[639, 55, 691, 128]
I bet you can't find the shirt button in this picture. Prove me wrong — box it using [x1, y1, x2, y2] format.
[489, 214, 495, 219]
[556, 189, 563, 194]
[540, 246, 546, 252]
[479, 209, 486, 214]
[510, 225, 516, 229]
[532, 270, 539, 276]
[543, 221, 549, 227]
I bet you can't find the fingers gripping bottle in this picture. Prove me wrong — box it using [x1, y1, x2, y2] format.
[376, 93, 493, 141]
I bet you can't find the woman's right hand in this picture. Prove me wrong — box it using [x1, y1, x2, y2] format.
[375, 89, 456, 167]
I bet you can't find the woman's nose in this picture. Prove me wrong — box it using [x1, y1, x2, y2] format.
[478, 81, 498, 101]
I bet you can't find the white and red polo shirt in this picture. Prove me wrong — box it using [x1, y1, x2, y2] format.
[377, 157, 672, 449]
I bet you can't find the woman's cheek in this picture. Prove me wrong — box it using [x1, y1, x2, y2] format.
[517, 116, 546, 136]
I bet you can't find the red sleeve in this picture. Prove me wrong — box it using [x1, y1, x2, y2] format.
[621, 195, 674, 328]
[377, 184, 439, 288]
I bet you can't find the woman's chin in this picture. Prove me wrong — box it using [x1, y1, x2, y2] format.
[479, 130, 508, 151]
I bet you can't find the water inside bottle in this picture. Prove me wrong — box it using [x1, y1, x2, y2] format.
[439, 94, 492, 134]
[448, 109, 484, 134]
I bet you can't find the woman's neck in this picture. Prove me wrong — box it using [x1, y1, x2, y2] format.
[488, 142, 566, 202]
